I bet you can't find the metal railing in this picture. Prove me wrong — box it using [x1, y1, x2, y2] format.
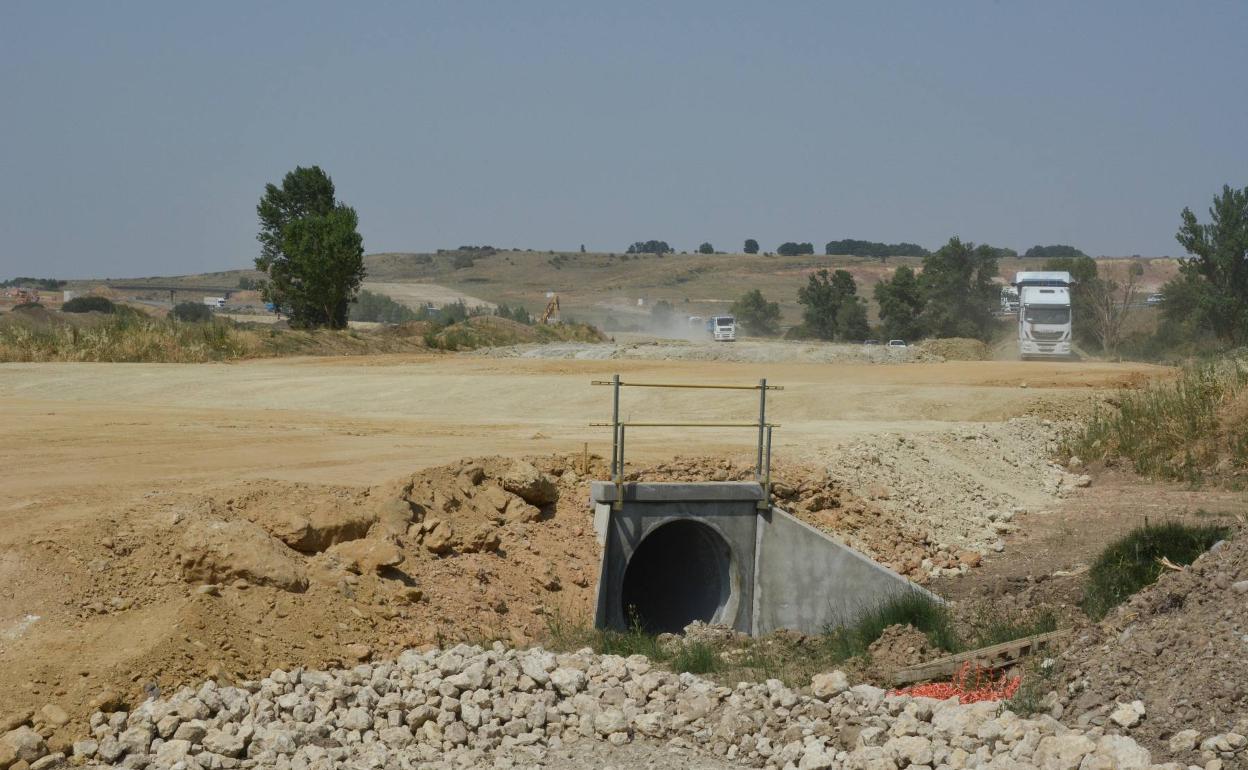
[591, 375, 781, 509]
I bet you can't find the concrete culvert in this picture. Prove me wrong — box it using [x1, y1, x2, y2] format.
[620, 519, 734, 633]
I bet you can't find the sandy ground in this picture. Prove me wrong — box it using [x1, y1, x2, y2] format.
[0, 354, 1162, 499]
[0, 349, 1168, 750]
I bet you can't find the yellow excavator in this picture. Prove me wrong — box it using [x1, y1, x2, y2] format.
[539, 294, 560, 324]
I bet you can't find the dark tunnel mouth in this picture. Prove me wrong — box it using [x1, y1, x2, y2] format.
[620, 519, 735, 634]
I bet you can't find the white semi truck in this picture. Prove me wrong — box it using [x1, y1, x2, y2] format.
[1014, 271, 1073, 359]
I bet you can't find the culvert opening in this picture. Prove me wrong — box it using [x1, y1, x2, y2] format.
[620, 519, 734, 634]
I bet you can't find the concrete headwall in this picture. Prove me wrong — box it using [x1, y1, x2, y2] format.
[592, 481, 935, 636]
[591, 482, 761, 634]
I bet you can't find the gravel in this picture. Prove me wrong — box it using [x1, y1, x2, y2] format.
[36, 643, 1182, 770]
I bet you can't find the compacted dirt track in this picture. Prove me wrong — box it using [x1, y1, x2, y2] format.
[0, 349, 1165, 752]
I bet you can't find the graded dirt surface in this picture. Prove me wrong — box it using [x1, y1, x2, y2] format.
[0, 345, 1171, 752]
[0, 352, 1163, 494]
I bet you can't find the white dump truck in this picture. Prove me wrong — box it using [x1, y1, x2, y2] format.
[708, 315, 737, 341]
[1014, 271, 1073, 359]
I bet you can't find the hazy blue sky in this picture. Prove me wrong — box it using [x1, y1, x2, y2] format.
[2, 1, 1246, 278]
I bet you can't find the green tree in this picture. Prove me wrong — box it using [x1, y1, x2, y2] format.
[698, 242, 714, 254]
[777, 242, 815, 257]
[1175, 184, 1248, 344]
[626, 240, 672, 255]
[255, 166, 365, 329]
[62, 296, 116, 313]
[836, 298, 870, 340]
[1024, 244, 1088, 260]
[731, 289, 781, 336]
[919, 237, 1000, 340]
[171, 301, 214, 322]
[824, 239, 929, 260]
[743, 239, 759, 254]
[873, 265, 924, 340]
[797, 268, 859, 340]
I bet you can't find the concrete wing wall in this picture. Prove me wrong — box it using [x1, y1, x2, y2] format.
[752, 506, 938, 635]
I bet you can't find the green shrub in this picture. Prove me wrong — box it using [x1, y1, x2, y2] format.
[62, 296, 116, 313]
[1081, 522, 1230, 620]
[170, 302, 214, 322]
[823, 590, 960, 661]
[350, 290, 421, 324]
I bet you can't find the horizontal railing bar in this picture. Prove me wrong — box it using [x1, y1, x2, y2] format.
[590, 421, 780, 428]
[591, 380, 783, 391]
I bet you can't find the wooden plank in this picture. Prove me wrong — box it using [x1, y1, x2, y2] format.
[892, 629, 1072, 686]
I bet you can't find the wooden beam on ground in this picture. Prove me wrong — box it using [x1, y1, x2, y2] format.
[892, 629, 1073, 686]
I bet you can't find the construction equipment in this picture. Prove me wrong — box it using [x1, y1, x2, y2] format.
[540, 294, 561, 324]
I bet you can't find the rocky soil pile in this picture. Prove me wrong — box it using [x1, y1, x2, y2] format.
[1056, 525, 1248, 767]
[820, 418, 1089, 573]
[632, 457, 960, 582]
[2, 644, 1179, 770]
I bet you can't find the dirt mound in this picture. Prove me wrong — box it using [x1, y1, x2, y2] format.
[864, 624, 934, 680]
[0, 454, 607, 748]
[1052, 523, 1248, 764]
[819, 418, 1087, 573]
[632, 457, 978, 581]
[918, 337, 992, 361]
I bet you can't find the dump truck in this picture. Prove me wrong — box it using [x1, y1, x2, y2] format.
[707, 315, 736, 341]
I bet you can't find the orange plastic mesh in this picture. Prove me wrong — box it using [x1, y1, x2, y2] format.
[890, 661, 1021, 703]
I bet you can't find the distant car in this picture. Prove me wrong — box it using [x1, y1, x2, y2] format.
[862, 339, 880, 346]
[1145, 293, 1164, 306]
[887, 339, 907, 348]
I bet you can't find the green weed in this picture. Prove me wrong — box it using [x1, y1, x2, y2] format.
[822, 590, 960, 662]
[670, 642, 720, 675]
[1081, 522, 1230, 620]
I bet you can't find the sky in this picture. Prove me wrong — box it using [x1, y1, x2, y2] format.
[2, 1, 1246, 279]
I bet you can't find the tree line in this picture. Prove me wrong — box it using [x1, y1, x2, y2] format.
[620, 239, 1088, 261]
[727, 236, 1002, 341]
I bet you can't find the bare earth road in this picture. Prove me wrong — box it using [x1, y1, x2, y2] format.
[0, 350, 1169, 749]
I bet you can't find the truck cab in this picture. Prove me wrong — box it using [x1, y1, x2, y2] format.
[1014, 271, 1073, 359]
[709, 315, 736, 341]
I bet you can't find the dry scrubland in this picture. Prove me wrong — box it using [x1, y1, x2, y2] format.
[2, 342, 1246, 768]
[0, 306, 602, 363]
[78, 250, 1181, 330]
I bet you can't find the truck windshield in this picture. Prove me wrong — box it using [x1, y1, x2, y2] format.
[716, 318, 733, 326]
[1026, 307, 1070, 324]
